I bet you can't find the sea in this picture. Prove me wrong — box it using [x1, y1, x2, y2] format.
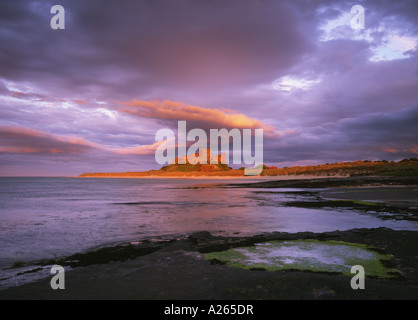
[1, 177, 418, 290]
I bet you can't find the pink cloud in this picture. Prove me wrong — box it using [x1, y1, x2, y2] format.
[116, 99, 276, 133]
[112, 140, 165, 155]
[0, 126, 97, 155]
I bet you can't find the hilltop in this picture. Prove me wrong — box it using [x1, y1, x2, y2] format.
[78, 158, 418, 178]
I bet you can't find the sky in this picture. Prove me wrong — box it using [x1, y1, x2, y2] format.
[0, 0, 417, 176]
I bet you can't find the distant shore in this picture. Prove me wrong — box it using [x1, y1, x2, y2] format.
[77, 174, 350, 180]
[78, 158, 418, 179]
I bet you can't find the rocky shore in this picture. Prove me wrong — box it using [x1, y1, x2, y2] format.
[2, 175, 417, 300]
[1, 227, 418, 300]
[227, 175, 418, 189]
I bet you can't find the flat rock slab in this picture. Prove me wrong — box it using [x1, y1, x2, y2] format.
[1, 228, 418, 300]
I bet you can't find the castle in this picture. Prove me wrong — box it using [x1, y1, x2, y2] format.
[171, 148, 226, 165]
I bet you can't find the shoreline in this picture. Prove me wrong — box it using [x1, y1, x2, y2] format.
[226, 175, 418, 188]
[76, 158, 418, 179]
[76, 174, 350, 180]
[1, 175, 418, 299]
[1, 227, 418, 299]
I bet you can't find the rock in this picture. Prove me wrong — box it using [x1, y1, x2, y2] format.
[188, 231, 214, 243]
[312, 286, 337, 299]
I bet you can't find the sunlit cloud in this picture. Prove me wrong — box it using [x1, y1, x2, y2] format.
[0, 125, 164, 157]
[0, 126, 98, 154]
[406, 148, 418, 155]
[112, 140, 165, 155]
[117, 99, 276, 133]
[272, 75, 321, 92]
[318, 7, 418, 62]
[318, 9, 354, 42]
[370, 34, 417, 62]
[95, 108, 118, 119]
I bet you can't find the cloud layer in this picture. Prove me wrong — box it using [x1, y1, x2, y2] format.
[117, 99, 274, 131]
[0, 0, 417, 175]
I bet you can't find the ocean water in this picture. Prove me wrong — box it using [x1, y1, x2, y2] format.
[1, 177, 418, 289]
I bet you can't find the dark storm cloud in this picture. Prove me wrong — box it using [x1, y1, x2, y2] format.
[264, 103, 418, 164]
[0, 0, 313, 99]
[333, 102, 418, 148]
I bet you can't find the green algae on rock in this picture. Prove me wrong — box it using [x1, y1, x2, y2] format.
[203, 239, 398, 278]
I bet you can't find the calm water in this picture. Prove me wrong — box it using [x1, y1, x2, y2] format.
[1, 177, 418, 289]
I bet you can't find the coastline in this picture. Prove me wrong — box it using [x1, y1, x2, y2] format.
[76, 174, 350, 180]
[76, 158, 418, 179]
[1, 227, 418, 299]
[1, 175, 418, 299]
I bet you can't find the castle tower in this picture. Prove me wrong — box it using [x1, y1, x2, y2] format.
[198, 148, 207, 164]
[220, 152, 226, 164]
[207, 148, 212, 163]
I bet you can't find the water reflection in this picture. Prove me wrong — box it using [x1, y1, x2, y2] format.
[1, 177, 418, 269]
